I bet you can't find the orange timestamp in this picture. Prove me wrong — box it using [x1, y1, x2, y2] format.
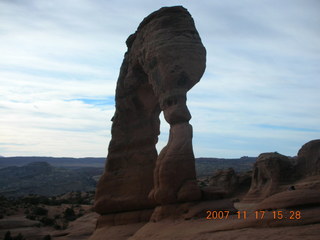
[206, 210, 301, 220]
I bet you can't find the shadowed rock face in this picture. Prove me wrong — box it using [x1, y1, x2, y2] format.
[94, 6, 206, 214]
[208, 168, 239, 195]
[296, 139, 320, 177]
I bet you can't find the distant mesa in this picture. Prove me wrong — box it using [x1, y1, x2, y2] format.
[0, 161, 102, 197]
[0, 156, 106, 169]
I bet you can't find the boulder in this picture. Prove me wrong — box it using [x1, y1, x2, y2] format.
[202, 169, 251, 200]
[208, 168, 239, 196]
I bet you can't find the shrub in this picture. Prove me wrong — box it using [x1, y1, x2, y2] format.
[40, 217, 55, 226]
[54, 224, 61, 230]
[4, 231, 11, 240]
[26, 214, 36, 220]
[32, 206, 48, 216]
[4, 232, 26, 240]
[42, 235, 51, 240]
[13, 233, 26, 240]
[63, 207, 76, 221]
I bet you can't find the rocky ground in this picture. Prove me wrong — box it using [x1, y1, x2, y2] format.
[2, 195, 318, 240]
[89, 187, 320, 240]
[89, 140, 320, 240]
[1, 139, 319, 240]
[0, 192, 98, 240]
[1, 170, 320, 240]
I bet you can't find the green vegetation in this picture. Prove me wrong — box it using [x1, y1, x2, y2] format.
[42, 235, 51, 240]
[63, 207, 76, 221]
[32, 206, 48, 215]
[1, 191, 94, 231]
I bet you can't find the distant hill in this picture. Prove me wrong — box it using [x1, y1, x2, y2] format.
[0, 156, 256, 197]
[195, 157, 256, 177]
[0, 156, 106, 169]
[0, 156, 256, 173]
[0, 161, 103, 197]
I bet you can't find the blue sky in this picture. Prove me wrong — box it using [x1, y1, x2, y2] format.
[0, 0, 319, 158]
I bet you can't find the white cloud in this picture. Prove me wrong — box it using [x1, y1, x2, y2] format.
[0, 99, 114, 157]
[0, 0, 319, 157]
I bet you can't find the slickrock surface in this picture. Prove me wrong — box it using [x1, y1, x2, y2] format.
[95, 5, 205, 214]
[53, 212, 99, 240]
[90, 203, 320, 240]
[255, 189, 320, 210]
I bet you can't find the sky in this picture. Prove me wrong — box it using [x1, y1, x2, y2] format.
[0, 0, 319, 158]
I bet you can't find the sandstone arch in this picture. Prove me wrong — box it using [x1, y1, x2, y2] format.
[95, 6, 206, 214]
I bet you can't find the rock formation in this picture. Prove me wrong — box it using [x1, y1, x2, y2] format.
[243, 152, 295, 202]
[208, 168, 239, 195]
[94, 6, 206, 215]
[201, 168, 251, 200]
[244, 140, 320, 203]
[296, 139, 320, 177]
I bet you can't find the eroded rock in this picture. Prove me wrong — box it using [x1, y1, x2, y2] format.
[149, 123, 201, 204]
[201, 168, 251, 200]
[208, 168, 238, 195]
[243, 152, 295, 202]
[296, 139, 320, 177]
[243, 140, 320, 204]
[94, 6, 206, 214]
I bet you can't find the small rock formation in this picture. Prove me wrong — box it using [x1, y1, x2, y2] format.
[208, 168, 239, 195]
[94, 6, 206, 215]
[237, 171, 253, 193]
[201, 168, 251, 200]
